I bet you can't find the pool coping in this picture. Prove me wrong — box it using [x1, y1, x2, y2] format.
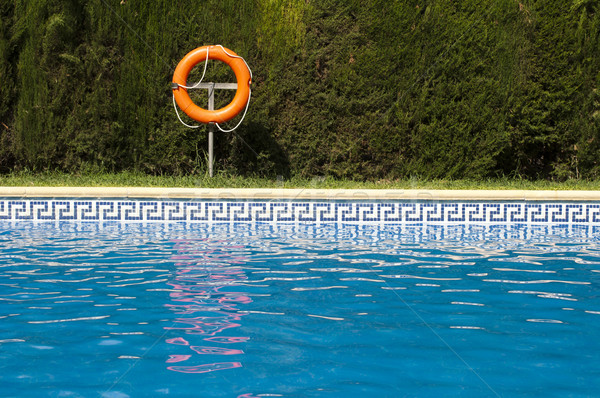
[3, 187, 600, 201]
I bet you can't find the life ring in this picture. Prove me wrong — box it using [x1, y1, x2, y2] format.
[172, 45, 251, 124]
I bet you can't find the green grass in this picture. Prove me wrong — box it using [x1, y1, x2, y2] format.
[2, 171, 600, 190]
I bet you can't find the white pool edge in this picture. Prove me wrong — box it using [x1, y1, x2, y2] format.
[3, 187, 600, 201]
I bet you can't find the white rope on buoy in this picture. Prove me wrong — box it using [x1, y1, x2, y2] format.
[215, 89, 252, 133]
[213, 45, 253, 82]
[172, 93, 200, 129]
[176, 46, 210, 90]
[171, 47, 211, 128]
[212, 45, 253, 133]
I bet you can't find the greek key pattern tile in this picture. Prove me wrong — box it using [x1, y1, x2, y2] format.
[1, 200, 600, 224]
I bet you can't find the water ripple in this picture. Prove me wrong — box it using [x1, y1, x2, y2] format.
[2, 222, 600, 396]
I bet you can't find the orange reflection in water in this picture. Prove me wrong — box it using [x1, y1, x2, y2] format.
[165, 239, 251, 374]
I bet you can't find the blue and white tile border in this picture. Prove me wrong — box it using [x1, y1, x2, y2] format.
[2, 199, 600, 224]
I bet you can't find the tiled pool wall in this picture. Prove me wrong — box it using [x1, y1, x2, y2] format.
[1, 199, 600, 224]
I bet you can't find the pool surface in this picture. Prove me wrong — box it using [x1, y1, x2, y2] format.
[1, 221, 599, 397]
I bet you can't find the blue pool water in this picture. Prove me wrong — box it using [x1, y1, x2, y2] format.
[1, 222, 600, 397]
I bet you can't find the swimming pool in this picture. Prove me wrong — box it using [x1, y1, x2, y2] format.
[1, 197, 600, 397]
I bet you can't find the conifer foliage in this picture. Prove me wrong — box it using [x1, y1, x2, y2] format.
[0, 0, 598, 180]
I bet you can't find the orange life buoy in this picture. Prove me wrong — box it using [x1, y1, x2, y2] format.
[172, 45, 251, 124]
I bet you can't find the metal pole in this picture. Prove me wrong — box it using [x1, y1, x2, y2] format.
[208, 83, 215, 178]
[185, 82, 236, 178]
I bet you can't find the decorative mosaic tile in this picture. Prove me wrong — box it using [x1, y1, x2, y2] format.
[1, 199, 600, 224]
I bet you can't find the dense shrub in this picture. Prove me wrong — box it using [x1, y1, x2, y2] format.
[0, 0, 598, 180]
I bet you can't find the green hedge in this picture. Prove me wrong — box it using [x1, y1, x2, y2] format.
[0, 0, 599, 180]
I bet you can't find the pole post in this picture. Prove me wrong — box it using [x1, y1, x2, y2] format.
[208, 83, 215, 178]
[184, 82, 237, 178]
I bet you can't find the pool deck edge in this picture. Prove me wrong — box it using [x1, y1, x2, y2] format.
[2, 187, 600, 201]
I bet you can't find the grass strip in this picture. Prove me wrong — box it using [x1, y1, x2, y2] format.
[2, 171, 600, 191]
